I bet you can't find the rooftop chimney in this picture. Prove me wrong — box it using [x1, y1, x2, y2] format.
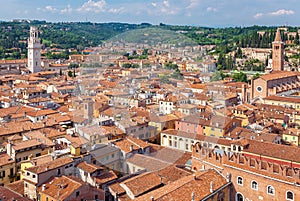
[130, 144, 134, 151]
[226, 172, 231, 182]
[42, 184, 46, 191]
[191, 192, 195, 201]
[210, 181, 214, 193]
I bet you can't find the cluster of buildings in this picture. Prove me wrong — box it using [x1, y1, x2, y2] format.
[0, 26, 299, 201]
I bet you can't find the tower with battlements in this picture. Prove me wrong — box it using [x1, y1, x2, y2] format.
[28, 26, 42, 73]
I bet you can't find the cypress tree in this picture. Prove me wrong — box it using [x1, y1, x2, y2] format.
[295, 32, 299, 45]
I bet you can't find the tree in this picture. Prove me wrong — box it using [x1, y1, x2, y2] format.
[132, 64, 139, 68]
[59, 68, 63, 76]
[217, 53, 225, 70]
[295, 32, 300, 45]
[265, 56, 269, 67]
[233, 72, 247, 82]
[252, 73, 261, 80]
[69, 63, 79, 69]
[211, 71, 226, 81]
[170, 69, 183, 80]
[284, 54, 289, 62]
[142, 49, 149, 55]
[68, 70, 73, 77]
[122, 63, 132, 68]
[160, 75, 170, 83]
[73, 69, 76, 77]
[235, 47, 243, 58]
[165, 63, 178, 70]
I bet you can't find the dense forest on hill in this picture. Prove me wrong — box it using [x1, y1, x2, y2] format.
[0, 20, 298, 60]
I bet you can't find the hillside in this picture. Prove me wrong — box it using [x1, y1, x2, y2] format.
[0, 20, 297, 60]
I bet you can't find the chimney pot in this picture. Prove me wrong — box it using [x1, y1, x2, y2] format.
[210, 181, 214, 193]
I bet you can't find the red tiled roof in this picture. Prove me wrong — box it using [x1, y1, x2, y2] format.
[76, 161, 103, 174]
[0, 186, 32, 201]
[135, 169, 227, 201]
[26, 156, 73, 174]
[0, 153, 14, 167]
[12, 139, 43, 151]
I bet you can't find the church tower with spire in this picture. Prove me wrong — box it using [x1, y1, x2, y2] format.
[272, 28, 284, 72]
[28, 26, 42, 73]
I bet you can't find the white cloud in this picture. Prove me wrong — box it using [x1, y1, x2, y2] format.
[148, 0, 178, 15]
[269, 9, 294, 16]
[61, 5, 72, 14]
[206, 7, 217, 12]
[45, 5, 57, 12]
[163, 0, 170, 7]
[254, 13, 263, 19]
[77, 0, 107, 13]
[187, 0, 199, 9]
[108, 7, 125, 14]
[254, 9, 295, 19]
[185, 12, 192, 17]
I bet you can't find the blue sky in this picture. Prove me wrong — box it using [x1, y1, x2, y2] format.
[0, 0, 299, 27]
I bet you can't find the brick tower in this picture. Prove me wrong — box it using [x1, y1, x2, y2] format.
[272, 28, 284, 72]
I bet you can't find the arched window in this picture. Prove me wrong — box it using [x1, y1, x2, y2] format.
[236, 193, 244, 201]
[251, 181, 258, 190]
[267, 185, 275, 195]
[217, 191, 225, 201]
[237, 176, 243, 185]
[286, 191, 294, 201]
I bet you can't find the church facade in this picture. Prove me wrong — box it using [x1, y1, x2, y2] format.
[249, 28, 300, 101]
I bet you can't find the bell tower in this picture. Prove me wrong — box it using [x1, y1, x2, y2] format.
[28, 26, 42, 73]
[272, 28, 284, 72]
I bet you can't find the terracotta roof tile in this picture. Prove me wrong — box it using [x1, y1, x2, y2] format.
[5, 180, 25, 196]
[94, 170, 118, 185]
[76, 161, 103, 174]
[243, 140, 300, 163]
[12, 139, 43, 151]
[121, 165, 191, 198]
[135, 169, 227, 201]
[26, 156, 73, 174]
[0, 153, 14, 166]
[38, 175, 104, 200]
[0, 186, 32, 201]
